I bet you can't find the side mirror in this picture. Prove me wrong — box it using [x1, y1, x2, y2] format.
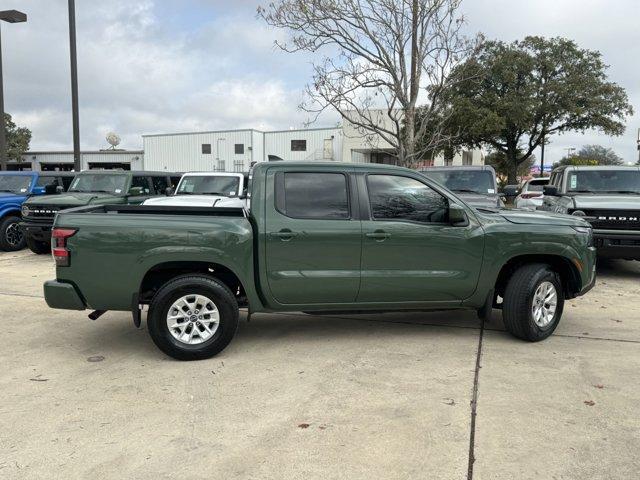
[128, 186, 144, 196]
[32, 186, 46, 195]
[502, 185, 519, 197]
[165, 186, 174, 196]
[449, 203, 469, 227]
[543, 185, 559, 196]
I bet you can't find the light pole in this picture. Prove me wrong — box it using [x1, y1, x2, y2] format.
[0, 10, 27, 171]
[565, 147, 576, 159]
[68, 0, 81, 171]
[216, 137, 226, 171]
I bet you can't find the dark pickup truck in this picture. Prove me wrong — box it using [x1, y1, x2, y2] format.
[539, 165, 640, 260]
[44, 162, 596, 360]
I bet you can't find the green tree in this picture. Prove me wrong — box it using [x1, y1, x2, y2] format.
[3, 113, 32, 164]
[555, 144, 623, 167]
[437, 36, 633, 184]
[485, 150, 535, 187]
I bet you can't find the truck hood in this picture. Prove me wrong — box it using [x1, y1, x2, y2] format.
[24, 192, 122, 207]
[498, 209, 588, 227]
[0, 192, 25, 203]
[143, 195, 245, 208]
[570, 194, 640, 210]
[456, 192, 500, 209]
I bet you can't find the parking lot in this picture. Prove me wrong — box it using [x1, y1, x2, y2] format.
[0, 251, 638, 479]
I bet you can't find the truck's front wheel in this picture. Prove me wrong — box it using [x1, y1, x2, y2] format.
[147, 275, 239, 360]
[0, 215, 26, 251]
[502, 264, 564, 341]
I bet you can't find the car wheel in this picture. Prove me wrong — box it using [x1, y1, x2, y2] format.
[147, 275, 239, 360]
[502, 263, 564, 341]
[0, 215, 26, 251]
[26, 236, 51, 254]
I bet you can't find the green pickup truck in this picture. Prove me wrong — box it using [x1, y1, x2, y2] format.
[44, 162, 596, 360]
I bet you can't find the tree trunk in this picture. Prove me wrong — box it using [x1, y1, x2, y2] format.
[507, 149, 518, 185]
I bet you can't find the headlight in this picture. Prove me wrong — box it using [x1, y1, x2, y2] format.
[571, 210, 586, 216]
[21, 205, 30, 217]
[573, 226, 593, 247]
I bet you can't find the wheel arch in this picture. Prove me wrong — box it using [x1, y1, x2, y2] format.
[494, 254, 582, 300]
[139, 261, 248, 307]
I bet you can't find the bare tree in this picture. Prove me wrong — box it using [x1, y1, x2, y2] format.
[258, 0, 478, 166]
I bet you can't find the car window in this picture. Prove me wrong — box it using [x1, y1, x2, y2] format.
[36, 176, 59, 188]
[275, 172, 350, 219]
[131, 176, 151, 194]
[420, 170, 495, 194]
[367, 174, 449, 224]
[69, 174, 128, 194]
[527, 179, 549, 192]
[60, 176, 74, 190]
[170, 176, 181, 188]
[151, 176, 169, 194]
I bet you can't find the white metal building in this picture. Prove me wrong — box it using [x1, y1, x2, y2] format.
[16, 150, 144, 171]
[142, 127, 343, 172]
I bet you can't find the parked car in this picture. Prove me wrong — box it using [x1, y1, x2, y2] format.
[0, 171, 75, 252]
[143, 172, 249, 208]
[538, 165, 640, 260]
[418, 165, 502, 209]
[21, 170, 179, 254]
[44, 162, 596, 360]
[514, 177, 550, 210]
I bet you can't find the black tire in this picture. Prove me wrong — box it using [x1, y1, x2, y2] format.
[26, 236, 51, 255]
[0, 215, 26, 251]
[147, 275, 239, 360]
[502, 263, 564, 342]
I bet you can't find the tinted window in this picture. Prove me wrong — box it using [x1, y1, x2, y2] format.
[527, 179, 549, 192]
[202, 144, 212, 154]
[368, 175, 448, 223]
[235, 144, 244, 154]
[151, 176, 169, 194]
[61, 176, 74, 190]
[131, 176, 151, 194]
[36, 176, 59, 188]
[170, 176, 181, 188]
[291, 140, 307, 152]
[421, 170, 495, 194]
[276, 172, 349, 219]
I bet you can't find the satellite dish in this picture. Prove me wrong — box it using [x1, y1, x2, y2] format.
[106, 132, 121, 149]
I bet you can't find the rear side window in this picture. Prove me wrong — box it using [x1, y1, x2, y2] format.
[151, 176, 169, 194]
[61, 176, 74, 190]
[275, 172, 350, 219]
[170, 176, 181, 188]
[131, 176, 151, 194]
[367, 174, 448, 224]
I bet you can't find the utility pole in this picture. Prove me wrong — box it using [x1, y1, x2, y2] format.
[539, 135, 545, 177]
[68, 0, 81, 171]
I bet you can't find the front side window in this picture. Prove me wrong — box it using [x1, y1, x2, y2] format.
[368, 174, 448, 223]
[291, 140, 307, 152]
[36, 176, 59, 188]
[0, 175, 32, 193]
[276, 172, 349, 219]
[131, 176, 151, 194]
[177, 175, 240, 196]
[69, 174, 128, 194]
[151, 176, 169, 194]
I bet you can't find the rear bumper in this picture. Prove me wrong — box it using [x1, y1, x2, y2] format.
[20, 220, 54, 242]
[43, 280, 86, 310]
[593, 230, 640, 260]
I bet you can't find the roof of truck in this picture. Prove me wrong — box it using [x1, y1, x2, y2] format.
[418, 165, 496, 173]
[551, 165, 640, 173]
[253, 161, 418, 173]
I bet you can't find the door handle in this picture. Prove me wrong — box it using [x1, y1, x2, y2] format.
[269, 229, 299, 241]
[366, 230, 391, 241]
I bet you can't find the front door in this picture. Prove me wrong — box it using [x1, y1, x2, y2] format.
[265, 169, 361, 305]
[357, 173, 484, 303]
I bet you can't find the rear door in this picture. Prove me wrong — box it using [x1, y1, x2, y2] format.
[127, 175, 154, 204]
[264, 168, 362, 305]
[357, 172, 484, 303]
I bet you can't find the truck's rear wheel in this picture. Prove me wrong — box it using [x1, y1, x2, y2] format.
[0, 215, 26, 251]
[502, 263, 564, 341]
[26, 236, 51, 254]
[147, 275, 239, 360]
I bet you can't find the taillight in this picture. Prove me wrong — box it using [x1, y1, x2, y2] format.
[52, 228, 77, 267]
[521, 193, 542, 199]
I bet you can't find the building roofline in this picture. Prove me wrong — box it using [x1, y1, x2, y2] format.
[142, 126, 341, 138]
[23, 150, 144, 155]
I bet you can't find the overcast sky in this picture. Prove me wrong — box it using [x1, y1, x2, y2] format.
[1, 0, 639, 164]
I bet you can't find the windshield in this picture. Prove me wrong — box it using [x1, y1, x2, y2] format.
[566, 170, 640, 194]
[69, 174, 128, 194]
[177, 176, 240, 196]
[421, 170, 495, 195]
[0, 175, 32, 194]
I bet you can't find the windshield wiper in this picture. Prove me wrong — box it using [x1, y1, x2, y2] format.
[600, 190, 640, 195]
[452, 189, 481, 194]
[201, 192, 227, 196]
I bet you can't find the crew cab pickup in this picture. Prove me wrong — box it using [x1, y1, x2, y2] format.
[21, 170, 179, 254]
[44, 162, 596, 360]
[0, 171, 75, 251]
[539, 165, 640, 260]
[143, 172, 249, 208]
